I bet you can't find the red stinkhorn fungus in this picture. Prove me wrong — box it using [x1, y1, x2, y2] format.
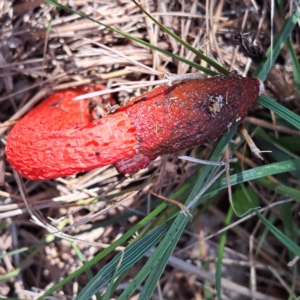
[6, 73, 263, 180]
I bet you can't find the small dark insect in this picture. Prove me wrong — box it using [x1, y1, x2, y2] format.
[226, 32, 266, 62]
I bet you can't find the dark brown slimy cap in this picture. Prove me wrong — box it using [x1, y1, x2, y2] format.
[125, 73, 263, 157]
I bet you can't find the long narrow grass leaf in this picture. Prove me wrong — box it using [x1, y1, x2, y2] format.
[76, 222, 170, 300]
[254, 9, 300, 81]
[258, 95, 300, 130]
[209, 158, 300, 193]
[216, 206, 233, 300]
[118, 128, 237, 299]
[255, 178, 300, 201]
[132, 0, 228, 75]
[70, 242, 101, 300]
[255, 211, 300, 256]
[38, 202, 170, 299]
[287, 38, 300, 97]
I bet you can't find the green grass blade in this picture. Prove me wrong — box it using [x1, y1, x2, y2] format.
[75, 222, 170, 300]
[280, 203, 295, 252]
[287, 38, 300, 97]
[255, 178, 300, 201]
[38, 203, 169, 300]
[254, 9, 300, 81]
[254, 129, 299, 160]
[255, 211, 300, 256]
[0, 247, 40, 282]
[103, 252, 124, 300]
[209, 158, 300, 193]
[258, 95, 300, 130]
[120, 216, 190, 300]
[0, 247, 29, 260]
[276, 0, 284, 14]
[216, 206, 233, 300]
[132, 0, 229, 75]
[70, 242, 101, 300]
[118, 128, 237, 299]
[137, 240, 180, 300]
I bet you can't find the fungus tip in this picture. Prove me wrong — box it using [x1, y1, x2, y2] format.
[258, 79, 264, 96]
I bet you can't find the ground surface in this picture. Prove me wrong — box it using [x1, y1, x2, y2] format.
[0, 1, 300, 299]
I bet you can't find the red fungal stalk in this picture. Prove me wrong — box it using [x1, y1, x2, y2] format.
[6, 73, 263, 180]
[6, 86, 137, 179]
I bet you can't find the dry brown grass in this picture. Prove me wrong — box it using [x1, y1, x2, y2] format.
[0, 0, 299, 299]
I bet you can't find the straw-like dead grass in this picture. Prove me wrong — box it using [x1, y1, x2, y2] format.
[1, 1, 299, 299]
